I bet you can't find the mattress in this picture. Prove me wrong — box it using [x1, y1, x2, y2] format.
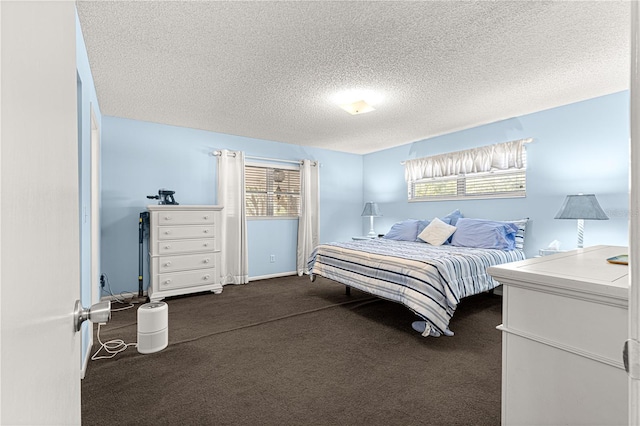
[307, 238, 525, 336]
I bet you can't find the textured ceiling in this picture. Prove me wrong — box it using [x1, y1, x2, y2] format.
[76, 1, 630, 155]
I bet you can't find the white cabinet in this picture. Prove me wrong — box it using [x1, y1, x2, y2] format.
[148, 205, 223, 301]
[488, 245, 629, 426]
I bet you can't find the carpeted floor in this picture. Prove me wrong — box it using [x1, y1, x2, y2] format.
[82, 275, 502, 425]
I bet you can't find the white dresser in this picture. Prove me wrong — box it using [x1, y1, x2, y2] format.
[487, 245, 629, 426]
[148, 205, 223, 301]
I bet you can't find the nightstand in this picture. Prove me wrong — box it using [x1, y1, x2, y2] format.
[538, 249, 567, 257]
[352, 236, 377, 241]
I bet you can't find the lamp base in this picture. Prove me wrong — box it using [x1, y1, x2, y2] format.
[577, 219, 584, 249]
[367, 216, 376, 237]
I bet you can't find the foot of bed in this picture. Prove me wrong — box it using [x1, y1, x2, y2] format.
[309, 274, 316, 282]
[345, 286, 351, 296]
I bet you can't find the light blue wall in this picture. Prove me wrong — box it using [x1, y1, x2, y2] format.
[76, 10, 102, 370]
[363, 91, 630, 258]
[101, 117, 363, 295]
[101, 91, 630, 295]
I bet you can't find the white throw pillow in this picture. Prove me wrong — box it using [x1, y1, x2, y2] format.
[418, 217, 457, 246]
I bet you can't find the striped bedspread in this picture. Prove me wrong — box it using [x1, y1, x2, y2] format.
[307, 239, 525, 336]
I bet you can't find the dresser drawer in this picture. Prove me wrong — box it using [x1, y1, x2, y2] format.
[156, 253, 218, 273]
[157, 225, 215, 240]
[155, 210, 216, 225]
[155, 268, 218, 291]
[157, 238, 216, 255]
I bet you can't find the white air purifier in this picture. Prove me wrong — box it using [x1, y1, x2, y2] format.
[137, 301, 168, 354]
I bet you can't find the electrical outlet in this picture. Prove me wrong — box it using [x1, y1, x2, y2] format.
[270, 254, 275, 263]
[100, 274, 106, 288]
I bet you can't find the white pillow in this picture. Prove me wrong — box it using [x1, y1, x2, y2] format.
[418, 217, 457, 246]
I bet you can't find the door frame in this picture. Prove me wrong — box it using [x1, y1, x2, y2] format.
[630, 3, 640, 424]
[90, 103, 100, 306]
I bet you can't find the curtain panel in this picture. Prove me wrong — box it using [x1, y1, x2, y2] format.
[217, 149, 249, 285]
[404, 138, 531, 182]
[297, 160, 320, 275]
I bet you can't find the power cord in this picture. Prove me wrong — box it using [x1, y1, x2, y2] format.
[91, 322, 137, 360]
[91, 287, 137, 360]
[100, 273, 136, 306]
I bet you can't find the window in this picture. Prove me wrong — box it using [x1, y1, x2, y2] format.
[409, 169, 526, 201]
[405, 138, 529, 202]
[245, 164, 300, 217]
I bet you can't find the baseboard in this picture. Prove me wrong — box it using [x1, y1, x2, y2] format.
[100, 291, 148, 302]
[98, 273, 301, 297]
[250, 271, 297, 282]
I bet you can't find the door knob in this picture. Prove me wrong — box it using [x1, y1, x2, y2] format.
[74, 300, 111, 332]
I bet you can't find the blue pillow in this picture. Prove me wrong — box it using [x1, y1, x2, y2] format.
[450, 218, 518, 250]
[506, 218, 528, 250]
[442, 209, 463, 226]
[415, 220, 431, 241]
[383, 219, 420, 241]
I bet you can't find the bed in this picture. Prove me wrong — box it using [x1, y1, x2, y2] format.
[307, 213, 527, 337]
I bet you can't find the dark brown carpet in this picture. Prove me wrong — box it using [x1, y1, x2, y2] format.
[82, 275, 502, 426]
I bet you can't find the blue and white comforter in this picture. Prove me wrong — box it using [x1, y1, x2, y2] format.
[307, 239, 525, 336]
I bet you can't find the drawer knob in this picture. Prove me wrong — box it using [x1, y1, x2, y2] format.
[164, 245, 171, 249]
[164, 279, 172, 285]
[203, 243, 209, 247]
[164, 261, 172, 267]
[203, 215, 209, 220]
[203, 229, 209, 233]
[203, 258, 210, 264]
[164, 230, 171, 235]
[203, 275, 210, 281]
[165, 216, 172, 220]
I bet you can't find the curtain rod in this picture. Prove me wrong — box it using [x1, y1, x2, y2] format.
[247, 155, 302, 165]
[210, 150, 317, 166]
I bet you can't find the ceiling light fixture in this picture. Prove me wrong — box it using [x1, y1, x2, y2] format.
[331, 89, 383, 115]
[339, 100, 375, 115]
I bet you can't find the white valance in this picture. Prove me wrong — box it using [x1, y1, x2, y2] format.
[404, 138, 532, 182]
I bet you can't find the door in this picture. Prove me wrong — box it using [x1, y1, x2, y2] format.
[1, 1, 82, 424]
[631, 3, 640, 425]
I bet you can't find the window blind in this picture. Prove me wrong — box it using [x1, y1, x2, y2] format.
[245, 165, 300, 217]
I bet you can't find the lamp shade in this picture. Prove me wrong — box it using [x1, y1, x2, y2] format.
[361, 202, 381, 217]
[554, 194, 609, 220]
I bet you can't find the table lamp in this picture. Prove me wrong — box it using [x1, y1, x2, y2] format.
[554, 194, 608, 248]
[361, 202, 381, 237]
